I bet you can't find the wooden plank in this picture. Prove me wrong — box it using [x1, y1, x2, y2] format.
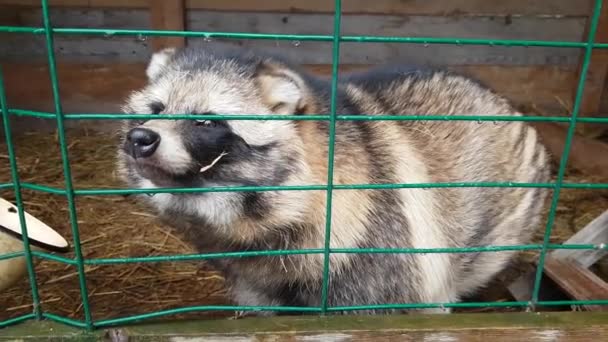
[149, 0, 185, 51]
[0, 4, 20, 25]
[0, 9, 587, 66]
[505, 265, 541, 302]
[573, 1, 608, 116]
[542, 256, 608, 311]
[184, 0, 594, 16]
[2, 312, 608, 341]
[0, 62, 577, 116]
[508, 210, 608, 303]
[530, 122, 608, 179]
[574, 0, 608, 139]
[552, 210, 608, 268]
[0, 62, 580, 137]
[0, 0, 594, 16]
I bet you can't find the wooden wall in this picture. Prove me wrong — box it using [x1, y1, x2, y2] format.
[0, 0, 606, 132]
[0, 0, 593, 65]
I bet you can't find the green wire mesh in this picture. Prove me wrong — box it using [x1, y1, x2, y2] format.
[0, 0, 608, 331]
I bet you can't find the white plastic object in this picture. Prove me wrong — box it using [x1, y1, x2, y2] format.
[0, 197, 69, 291]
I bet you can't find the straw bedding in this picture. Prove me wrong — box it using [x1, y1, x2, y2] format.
[0, 124, 606, 323]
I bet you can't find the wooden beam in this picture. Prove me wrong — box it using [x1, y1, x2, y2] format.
[542, 257, 608, 311]
[0, 0, 594, 16]
[0, 3, 20, 25]
[573, 0, 608, 138]
[0, 9, 586, 67]
[149, 0, 185, 51]
[2, 312, 608, 341]
[577, 2, 608, 115]
[530, 122, 608, 179]
[0, 62, 578, 116]
[508, 210, 608, 304]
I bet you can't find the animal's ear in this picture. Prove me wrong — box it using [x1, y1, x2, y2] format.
[254, 60, 309, 115]
[146, 47, 177, 81]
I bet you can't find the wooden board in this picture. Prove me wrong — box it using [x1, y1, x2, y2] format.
[574, 1, 608, 139]
[530, 122, 608, 179]
[0, 0, 595, 16]
[2, 312, 608, 341]
[0, 8, 587, 66]
[542, 257, 608, 311]
[149, 0, 185, 51]
[578, 3, 608, 114]
[0, 62, 578, 115]
[508, 210, 608, 304]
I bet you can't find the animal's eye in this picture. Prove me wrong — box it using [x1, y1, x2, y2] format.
[149, 102, 165, 114]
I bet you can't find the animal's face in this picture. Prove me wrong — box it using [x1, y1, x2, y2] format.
[116, 47, 312, 191]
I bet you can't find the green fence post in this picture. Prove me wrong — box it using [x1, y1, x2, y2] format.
[0, 67, 42, 321]
[531, 0, 605, 306]
[40, 0, 93, 330]
[320, 0, 343, 313]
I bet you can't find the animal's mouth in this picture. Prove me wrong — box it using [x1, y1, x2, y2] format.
[124, 154, 198, 188]
[123, 150, 231, 189]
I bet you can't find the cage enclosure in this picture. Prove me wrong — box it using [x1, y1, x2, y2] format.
[0, 0, 607, 340]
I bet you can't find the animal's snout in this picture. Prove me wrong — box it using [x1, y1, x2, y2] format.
[126, 127, 160, 158]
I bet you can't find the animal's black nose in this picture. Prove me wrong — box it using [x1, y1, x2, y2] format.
[126, 127, 160, 158]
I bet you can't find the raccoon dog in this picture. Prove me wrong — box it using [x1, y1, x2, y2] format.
[116, 45, 551, 315]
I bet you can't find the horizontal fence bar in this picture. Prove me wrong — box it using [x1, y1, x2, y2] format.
[32, 250, 78, 265]
[0, 313, 36, 329]
[75, 182, 551, 196]
[328, 300, 608, 312]
[1, 26, 608, 49]
[8, 109, 608, 124]
[561, 183, 608, 189]
[0, 251, 24, 261]
[0, 249, 75, 266]
[86, 249, 325, 265]
[333, 244, 606, 254]
[0, 182, 68, 195]
[2, 182, 607, 197]
[0, 243, 599, 269]
[73, 182, 606, 196]
[93, 306, 323, 328]
[9, 109, 56, 119]
[4, 244, 603, 268]
[42, 313, 88, 329]
[6, 242, 600, 268]
[22, 182, 67, 195]
[537, 300, 608, 307]
[81, 244, 605, 266]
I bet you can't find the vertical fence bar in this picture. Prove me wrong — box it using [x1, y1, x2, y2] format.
[0, 67, 42, 320]
[320, 0, 342, 313]
[40, 0, 93, 329]
[531, 0, 604, 305]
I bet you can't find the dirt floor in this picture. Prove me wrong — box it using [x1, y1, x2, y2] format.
[0, 123, 607, 323]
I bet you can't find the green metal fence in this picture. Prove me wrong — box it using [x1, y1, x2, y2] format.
[1, 0, 608, 332]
